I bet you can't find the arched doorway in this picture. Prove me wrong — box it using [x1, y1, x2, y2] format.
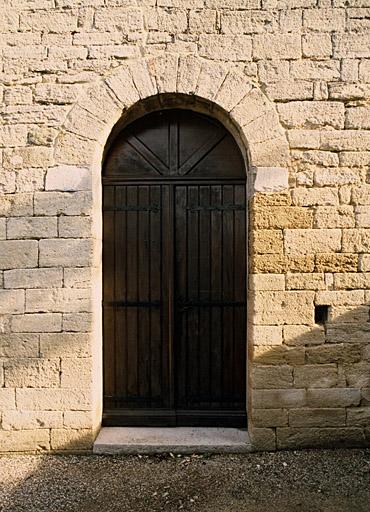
[102, 108, 247, 427]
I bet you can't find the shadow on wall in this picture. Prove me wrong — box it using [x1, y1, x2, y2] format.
[250, 304, 370, 451]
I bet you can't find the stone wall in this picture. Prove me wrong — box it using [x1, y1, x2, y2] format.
[0, 0, 369, 452]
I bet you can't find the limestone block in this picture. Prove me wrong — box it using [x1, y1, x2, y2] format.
[252, 255, 315, 274]
[249, 427, 276, 451]
[252, 230, 283, 254]
[290, 61, 340, 81]
[26, 288, 91, 313]
[265, 81, 313, 101]
[28, 126, 58, 147]
[315, 206, 355, 229]
[249, 136, 290, 167]
[284, 229, 341, 255]
[206, 0, 260, 6]
[54, 132, 97, 166]
[63, 410, 92, 429]
[0, 389, 16, 412]
[277, 102, 344, 129]
[151, 9, 188, 32]
[177, 55, 202, 95]
[342, 229, 370, 253]
[243, 110, 284, 144]
[286, 273, 326, 291]
[12, 313, 62, 333]
[40, 332, 90, 357]
[352, 185, 370, 205]
[7, 217, 57, 239]
[277, 427, 364, 449]
[63, 106, 104, 143]
[20, 11, 78, 32]
[347, 408, 370, 427]
[253, 389, 306, 409]
[34, 191, 91, 216]
[64, 268, 91, 289]
[34, 84, 79, 105]
[315, 253, 358, 273]
[359, 59, 370, 81]
[283, 325, 325, 346]
[253, 291, 314, 325]
[58, 216, 91, 238]
[0, 333, 39, 359]
[61, 358, 92, 388]
[330, 83, 370, 101]
[0, 219, 6, 240]
[307, 388, 361, 408]
[359, 254, 370, 272]
[346, 106, 370, 130]
[254, 345, 305, 365]
[302, 34, 332, 58]
[253, 366, 293, 389]
[263, 0, 316, 6]
[45, 166, 91, 192]
[289, 408, 346, 427]
[88, 45, 140, 60]
[50, 428, 94, 450]
[231, 88, 273, 127]
[0, 171, 16, 194]
[334, 273, 370, 290]
[252, 408, 288, 428]
[249, 274, 285, 291]
[190, 9, 217, 33]
[148, 54, 178, 94]
[4, 358, 60, 388]
[306, 343, 362, 364]
[62, 313, 92, 332]
[214, 69, 253, 111]
[195, 60, 228, 102]
[127, 60, 157, 99]
[258, 61, 290, 83]
[252, 192, 291, 207]
[326, 324, 370, 344]
[341, 59, 359, 82]
[344, 362, 370, 388]
[2, 410, 63, 431]
[254, 167, 288, 193]
[0, 241, 38, 270]
[15, 168, 45, 193]
[320, 130, 370, 151]
[221, 10, 278, 34]
[199, 35, 252, 61]
[16, 389, 91, 411]
[105, 67, 140, 107]
[39, 239, 92, 268]
[294, 365, 338, 389]
[288, 130, 320, 149]
[303, 8, 346, 31]
[3, 147, 52, 169]
[316, 290, 364, 306]
[252, 325, 283, 346]
[2, 105, 68, 126]
[334, 34, 370, 58]
[315, 169, 361, 187]
[292, 188, 338, 206]
[251, 206, 313, 229]
[4, 268, 63, 289]
[0, 430, 50, 453]
[328, 306, 370, 324]
[94, 7, 143, 32]
[253, 34, 301, 60]
[0, 125, 28, 147]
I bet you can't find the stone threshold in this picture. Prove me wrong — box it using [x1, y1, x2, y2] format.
[93, 427, 252, 454]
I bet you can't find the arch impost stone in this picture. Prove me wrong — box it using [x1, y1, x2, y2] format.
[54, 54, 290, 169]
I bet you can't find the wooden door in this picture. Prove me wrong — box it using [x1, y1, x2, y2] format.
[103, 109, 247, 427]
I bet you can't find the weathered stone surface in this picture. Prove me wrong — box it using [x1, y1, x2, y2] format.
[26, 288, 91, 313]
[253, 408, 288, 428]
[7, 217, 57, 239]
[252, 255, 315, 274]
[306, 343, 362, 364]
[294, 365, 338, 388]
[277, 427, 364, 449]
[283, 325, 325, 346]
[306, 389, 361, 408]
[4, 358, 60, 387]
[34, 191, 91, 216]
[16, 389, 91, 411]
[253, 389, 306, 409]
[0, 430, 50, 453]
[39, 332, 90, 357]
[284, 229, 342, 255]
[50, 428, 94, 451]
[2, 410, 63, 431]
[286, 273, 326, 291]
[0, 334, 39, 358]
[252, 325, 283, 346]
[12, 313, 62, 333]
[289, 409, 346, 427]
[0, 241, 38, 270]
[253, 366, 293, 389]
[252, 230, 283, 254]
[315, 253, 358, 272]
[4, 268, 63, 289]
[199, 35, 252, 61]
[253, 292, 314, 325]
[45, 166, 91, 192]
[278, 102, 344, 129]
[251, 207, 313, 229]
[249, 274, 285, 291]
[39, 239, 92, 267]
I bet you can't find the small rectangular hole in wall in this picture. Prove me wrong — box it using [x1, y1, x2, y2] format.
[315, 305, 329, 325]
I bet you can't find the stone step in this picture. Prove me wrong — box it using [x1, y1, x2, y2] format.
[93, 427, 252, 455]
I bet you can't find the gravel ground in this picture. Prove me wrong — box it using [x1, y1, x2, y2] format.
[0, 449, 369, 512]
